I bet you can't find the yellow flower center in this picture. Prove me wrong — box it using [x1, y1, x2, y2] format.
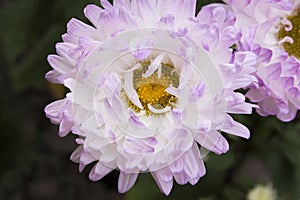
[277, 7, 300, 59]
[128, 62, 179, 115]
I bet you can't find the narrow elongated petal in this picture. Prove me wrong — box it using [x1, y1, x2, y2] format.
[118, 172, 139, 193]
[84, 5, 102, 28]
[151, 169, 173, 196]
[221, 114, 250, 139]
[195, 130, 229, 155]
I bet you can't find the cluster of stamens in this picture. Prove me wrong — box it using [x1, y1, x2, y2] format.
[277, 7, 300, 59]
[127, 62, 180, 115]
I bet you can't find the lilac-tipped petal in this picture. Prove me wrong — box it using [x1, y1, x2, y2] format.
[84, 5, 102, 28]
[155, 168, 173, 183]
[63, 18, 99, 43]
[261, 63, 282, 80]
[47, 55, 72, 74]
[246, 87, 268, 102]
[129, 111, 146, 128]
[234, 51, 257, 69]
[123, 136, 156, 154]
[151, 170, 173, 196]
[226, 90, 258, 114]
[191, 144, 206, 178]
[169, 158, 184, 174]
[221, 114, 250, 139]
[277, 105, 297, 122]
[79, 152, 96, 173]
[88, 162, 113, 182]
[189, 81, 206, 103]
[100, 0, 113, 10]
[118, 172, 139, 193]
[58, 119, 73, 137]
[260, 98, 278, 115]
[159, 14, 175, 28]
[195, 130, 229, 155]
[70, 145, 83, 163]
[45, 70, 61, 83]
[44, 99, 67, 124]
[173, 172, 189, 185]
[130, 38, 153, 60]
[183, 149, 199, 179]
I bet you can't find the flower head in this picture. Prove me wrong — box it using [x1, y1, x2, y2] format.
[45, 0, 256, 195]
[247, 184, 277, 200]
[224, 0, 300, 121]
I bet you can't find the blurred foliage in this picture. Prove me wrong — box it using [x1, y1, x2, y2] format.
[0, 0, 99, 92]
[0, 0, 300, 200]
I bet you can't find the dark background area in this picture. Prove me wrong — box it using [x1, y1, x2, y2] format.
[1, 0, 300, 199]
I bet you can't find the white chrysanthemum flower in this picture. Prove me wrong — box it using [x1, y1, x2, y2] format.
[224, 0, 300, 121]
[45, 0, 256, 195]
[247, 184, 277, 200]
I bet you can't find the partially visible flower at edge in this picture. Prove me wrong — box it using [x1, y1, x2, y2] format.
[44, 0, 257, 195]
[224, 0, 300, 122]
[247, 184, 277, 200]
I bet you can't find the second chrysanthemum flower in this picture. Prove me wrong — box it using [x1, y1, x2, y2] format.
[224, 0, 300, 121]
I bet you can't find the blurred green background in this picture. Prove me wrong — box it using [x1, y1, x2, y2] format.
[0, 0, 300, 199]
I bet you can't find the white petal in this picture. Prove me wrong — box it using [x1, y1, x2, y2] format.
[142, 53, 165, 78]
[123, 72, 143, 109]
